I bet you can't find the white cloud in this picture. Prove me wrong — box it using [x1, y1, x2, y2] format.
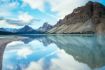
[23, 0, 45, 11]
[18, 13, 33, 23]
[0, 2, 35, 27]
[47, 0, 90, 19]
[22, 0, 91, 19]
[0, 20, 19, 28]
[0, 12, 35, 27]
[0, 11, 12, 17]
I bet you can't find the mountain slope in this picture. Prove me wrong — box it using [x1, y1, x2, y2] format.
[49, 1, 105, 34]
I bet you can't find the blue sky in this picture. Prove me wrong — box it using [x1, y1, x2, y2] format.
[0, 0, 105, 29]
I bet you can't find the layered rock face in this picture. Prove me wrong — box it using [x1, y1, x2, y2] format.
[49, 1, 105, 34]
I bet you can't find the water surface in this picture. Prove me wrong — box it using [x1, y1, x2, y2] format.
[1, 35, 105, 70]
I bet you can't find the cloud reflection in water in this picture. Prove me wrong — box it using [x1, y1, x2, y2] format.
[2, 35, 105, 70]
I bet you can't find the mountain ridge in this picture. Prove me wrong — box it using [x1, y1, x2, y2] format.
[48, 1, 105, 34]
[0, 25, 44, 34]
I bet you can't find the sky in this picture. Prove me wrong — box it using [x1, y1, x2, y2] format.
[0, 0, 105, 29]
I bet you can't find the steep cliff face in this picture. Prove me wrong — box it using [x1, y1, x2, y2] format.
[49, 1, 105, 34]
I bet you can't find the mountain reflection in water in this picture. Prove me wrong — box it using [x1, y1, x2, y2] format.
[2, 35, 105, 70]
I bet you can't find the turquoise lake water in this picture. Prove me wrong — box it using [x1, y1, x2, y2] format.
[2, 35, 105, 70]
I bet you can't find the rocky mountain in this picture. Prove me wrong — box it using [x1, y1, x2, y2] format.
[49, 1, 105, 34]
[38, 22, 53, 32]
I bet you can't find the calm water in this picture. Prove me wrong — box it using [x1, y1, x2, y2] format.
[1, 35, 105, 70]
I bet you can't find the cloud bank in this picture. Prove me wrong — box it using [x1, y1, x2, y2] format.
[23, 0, 91, 18]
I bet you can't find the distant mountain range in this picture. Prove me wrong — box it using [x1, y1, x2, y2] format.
[0, 21, 53, 34]
[0, 17, 53, 34]
[48, 1, 105, 34]
[0, 25, 44, 35]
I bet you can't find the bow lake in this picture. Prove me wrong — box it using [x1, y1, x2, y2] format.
[0, 35, 105, 70]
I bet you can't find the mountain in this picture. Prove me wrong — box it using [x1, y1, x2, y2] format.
[3, 28, 18, 33]
[0, 27, 18, 33]
[0, 17, 44, 34]
[18, 25, 34, 32]
[16, 25, 43, 34]
[48, 1, 105, 34]
[0, 31, 13, 35]
[0, 25, 44, 35]
[0, 28, 6, 32]
[38, 22, 53, 32]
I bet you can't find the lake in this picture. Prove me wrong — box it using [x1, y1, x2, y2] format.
[1, 34, 105, 70]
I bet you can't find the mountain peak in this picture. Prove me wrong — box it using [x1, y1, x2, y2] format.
[49, 1, 105, 34]
[41, 22, 52, 27]
[86, 1, 94, 5]
[63, 1, 105, 24]
[38, 22, 53, 32]
[85, 1, 105, 10]
[86, 1, 93, 4]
